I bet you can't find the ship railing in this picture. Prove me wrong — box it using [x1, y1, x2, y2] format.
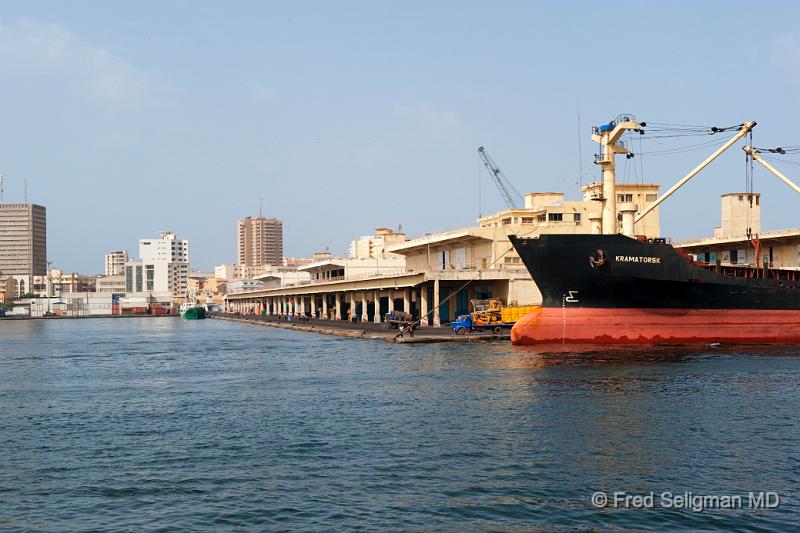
[675, 226, 800, 246]
[635, 235, 673, 245]
[700, 263, 800, 281]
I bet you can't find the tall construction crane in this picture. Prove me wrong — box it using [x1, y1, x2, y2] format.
[477, 146, 523, 209]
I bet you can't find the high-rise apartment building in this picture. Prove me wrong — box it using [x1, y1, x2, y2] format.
[237, 216, 283, 267]
[136, 231, 189, 297]
[104, 250, 129, 275]
[0, 203, 46, 296]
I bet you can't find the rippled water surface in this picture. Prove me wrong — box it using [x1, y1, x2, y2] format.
[1, 318, 799, 531]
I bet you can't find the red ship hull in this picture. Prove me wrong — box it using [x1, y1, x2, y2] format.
[511, 307, 800, 345]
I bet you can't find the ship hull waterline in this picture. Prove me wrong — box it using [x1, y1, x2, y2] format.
[511, 307, 800, 345]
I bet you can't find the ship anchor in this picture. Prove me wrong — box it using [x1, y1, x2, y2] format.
[589, 249, 607, 269]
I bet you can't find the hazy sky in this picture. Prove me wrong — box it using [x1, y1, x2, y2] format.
[1, 1, 800, 273]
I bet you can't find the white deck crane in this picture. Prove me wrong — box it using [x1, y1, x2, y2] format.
[743, 146, 800, 194]
[590, 117, 756, 235]
[477, 146, 522, 209]
[633, 122, 756, 225]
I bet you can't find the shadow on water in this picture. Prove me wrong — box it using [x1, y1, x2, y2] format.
[504, 342, 800, 368]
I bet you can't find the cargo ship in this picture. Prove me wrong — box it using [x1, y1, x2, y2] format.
[509, 116, 800, 344]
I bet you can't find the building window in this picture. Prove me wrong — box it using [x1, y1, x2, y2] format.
[537, 214, 546, 222]
[730, 249, 738, 264]
[617, 193, 633, 203]
[573, 213, 581, 222]
[617, 214, 623, 222]
[646, 194, 658, 202]
[548, 213, 563, 222]
[521, 217, 534, 224]
[501, 217, 512, 225]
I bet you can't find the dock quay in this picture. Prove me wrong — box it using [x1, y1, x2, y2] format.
[211, 313, 510, 344]
[0, 313, 178, 321]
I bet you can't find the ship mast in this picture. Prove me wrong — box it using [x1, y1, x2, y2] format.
[593, 118, 756, 236]
[592, 115, 642, 234]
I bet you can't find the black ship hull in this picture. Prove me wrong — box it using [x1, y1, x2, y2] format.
[508, 234, 800, 344]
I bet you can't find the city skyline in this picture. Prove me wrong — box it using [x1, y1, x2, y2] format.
[1, 1, 800, 273]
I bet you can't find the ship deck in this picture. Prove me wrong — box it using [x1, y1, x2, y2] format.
[696, 262, 800, 281]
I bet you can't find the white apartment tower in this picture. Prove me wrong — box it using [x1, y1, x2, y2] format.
[104, 250, 129, 275]
[138, 231, 189, 297]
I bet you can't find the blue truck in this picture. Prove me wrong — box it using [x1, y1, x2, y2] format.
[450, 299, 536, 335]
[450, 314, 509, 335]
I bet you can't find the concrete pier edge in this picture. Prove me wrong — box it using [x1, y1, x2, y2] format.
[210, 314, 510, 344]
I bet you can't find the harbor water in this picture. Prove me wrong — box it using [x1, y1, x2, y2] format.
[1, 318, 798, 531]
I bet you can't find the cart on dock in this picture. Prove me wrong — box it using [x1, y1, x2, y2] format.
[384, 310, 414, 329]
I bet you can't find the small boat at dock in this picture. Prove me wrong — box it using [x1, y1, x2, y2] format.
[180, 303, 206, 320]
